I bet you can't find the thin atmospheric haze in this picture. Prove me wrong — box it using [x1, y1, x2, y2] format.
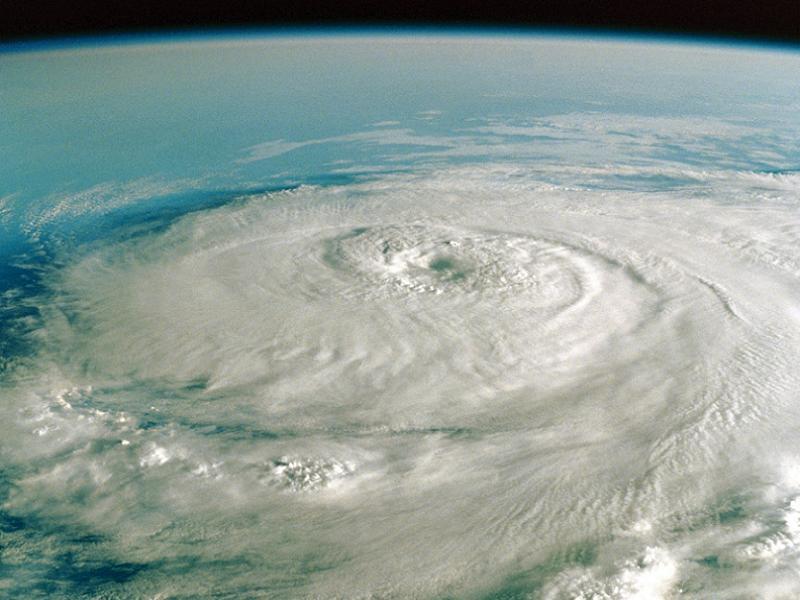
[2, 33, 800, 598]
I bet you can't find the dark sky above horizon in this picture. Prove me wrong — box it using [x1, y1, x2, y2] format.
[2, 0, 799, 45]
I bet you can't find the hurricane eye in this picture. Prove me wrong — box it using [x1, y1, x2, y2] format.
[428, 257, 456, 272]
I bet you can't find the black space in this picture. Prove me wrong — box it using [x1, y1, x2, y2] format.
[1, 0, 799, 44]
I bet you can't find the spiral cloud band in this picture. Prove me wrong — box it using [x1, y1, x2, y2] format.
[2, 162, 798, 597]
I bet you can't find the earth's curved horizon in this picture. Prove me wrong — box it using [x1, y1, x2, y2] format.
[2, 31, 800, 598]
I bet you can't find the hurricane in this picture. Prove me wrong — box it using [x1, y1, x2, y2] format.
[2, 34, 800, 598]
